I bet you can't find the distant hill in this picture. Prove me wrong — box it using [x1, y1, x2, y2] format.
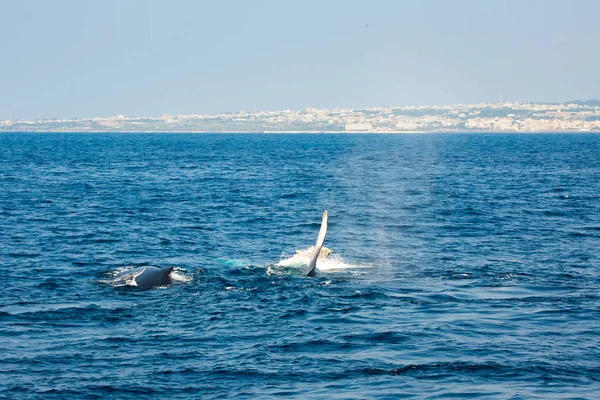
[564, 99, 600, 107]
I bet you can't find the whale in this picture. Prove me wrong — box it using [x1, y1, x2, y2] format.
[305, 210, 329, 277]
[115, 266, 174, 289]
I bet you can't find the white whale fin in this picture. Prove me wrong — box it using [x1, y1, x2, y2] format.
[305, 210, 329, 277]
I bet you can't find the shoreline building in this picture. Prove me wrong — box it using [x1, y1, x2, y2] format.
[345, 121, 373, 132]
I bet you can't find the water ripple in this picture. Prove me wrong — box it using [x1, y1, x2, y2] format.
[1, 133, 599, 398]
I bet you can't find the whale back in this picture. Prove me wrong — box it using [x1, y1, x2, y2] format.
[134, 266, 174, 289]
[305, 211, 328, 277]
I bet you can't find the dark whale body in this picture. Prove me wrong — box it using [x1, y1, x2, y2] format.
[116, 266, 174, 289]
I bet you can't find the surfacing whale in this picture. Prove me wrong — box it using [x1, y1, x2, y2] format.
[305, 210, 329, 277]
[116, 266, 174, 289]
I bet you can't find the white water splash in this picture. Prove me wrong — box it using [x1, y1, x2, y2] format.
[276, 247, 367, 273]
[171, 267, 193, 284]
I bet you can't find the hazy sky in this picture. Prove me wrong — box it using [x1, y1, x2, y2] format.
[1, 0, 599, 119]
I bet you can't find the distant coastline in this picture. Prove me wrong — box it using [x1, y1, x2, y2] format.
[3, 100, 600, 133]
[3, 131, 599, 135]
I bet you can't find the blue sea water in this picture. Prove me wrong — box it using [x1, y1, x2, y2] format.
[0, 133, 599, 399]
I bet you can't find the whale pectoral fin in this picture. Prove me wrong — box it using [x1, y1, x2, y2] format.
[305, 211, 329, 277]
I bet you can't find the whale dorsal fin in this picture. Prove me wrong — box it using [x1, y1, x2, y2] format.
[305, 211, 328, 277]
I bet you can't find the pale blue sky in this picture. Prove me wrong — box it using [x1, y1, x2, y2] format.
[1, 0, 598, 119]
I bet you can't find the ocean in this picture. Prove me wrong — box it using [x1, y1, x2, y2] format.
[1, 133, 599, 399]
